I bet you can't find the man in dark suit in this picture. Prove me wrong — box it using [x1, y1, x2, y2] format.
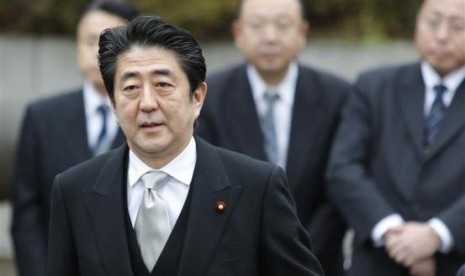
[327, 0, 465, 275]
[10, 2, 138, 276]
[46, 15, 323, 276]
[196, 0, 349, 274]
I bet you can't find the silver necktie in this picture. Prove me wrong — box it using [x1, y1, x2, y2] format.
[135, 171, 171, 271]
[260, 90, 280, 164]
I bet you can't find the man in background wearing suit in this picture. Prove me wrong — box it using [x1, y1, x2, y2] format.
[10, 2, 138, 276]
[47, 15, 323, 276]
[327, 0, 465, 275]
[196, 0, 350, 274]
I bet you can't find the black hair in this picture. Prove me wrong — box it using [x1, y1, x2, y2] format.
[78, 0, 139, 25]
[98, 14, 206, 104]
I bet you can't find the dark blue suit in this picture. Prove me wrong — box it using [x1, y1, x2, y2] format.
[327, 63, 465, 275]
[11, 89, 124, 276]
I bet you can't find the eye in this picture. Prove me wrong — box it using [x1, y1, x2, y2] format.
[157, 82, 171, 87]
[450, 19, 465, 32]
[246, 21, 265, 31]
[123, 85, 139, 92]
[155, 82, 174, 90]
[423, 15, 441, 29]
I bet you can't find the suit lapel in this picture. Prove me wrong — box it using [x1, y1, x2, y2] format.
[62, 90, 94, 159]
[223, 66, 267, 160]
[427, 79, 465, 159]
[178, 138, 242, 276]
[396, 64, 426, 158]
[111, 128, 126, 149]
[82, 145, 134, 276]
[286, 67, 322, 187]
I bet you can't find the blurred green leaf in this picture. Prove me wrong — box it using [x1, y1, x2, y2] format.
[0, 0, 421, 41]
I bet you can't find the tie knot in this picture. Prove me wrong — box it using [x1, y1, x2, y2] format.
[433, 84, 447, 97]
[142, 171, 168, 190]
[264, 90, 280, 105]
[97, 104, 109, 117]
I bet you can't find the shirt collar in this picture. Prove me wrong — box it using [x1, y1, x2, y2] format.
[128, 137, 196, 187]
[83, 82, 112, 117]
[247, 61, 298, 106]
[421, 62, 465, 93]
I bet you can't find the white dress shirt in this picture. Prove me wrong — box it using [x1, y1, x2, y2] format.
[82, 82, 119, 150]
[371, 62, 465, 253]
[422, 62, 465, 116]
[247, 62, 298, 169]
[127, 137, 196, 229]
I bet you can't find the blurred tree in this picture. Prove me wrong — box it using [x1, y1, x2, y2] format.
[0, 0, 422, 41]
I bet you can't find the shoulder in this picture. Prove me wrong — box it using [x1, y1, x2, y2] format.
[357, 63, 418, 85]
[299, 64, 350, 91]
[55, 146, 124, 193]
[207, 64, 245, 82]
[299, 64, 350, 88]
[352, 63, 420, 102]
[297, 65, 352, 108]
[25, 89, 82, 116]
[207, 64, 247, 90]
[203, 140, 284, 185]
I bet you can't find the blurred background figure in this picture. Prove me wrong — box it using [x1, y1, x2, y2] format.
[196, 0, 350, 275]
[327, 0, 465, 275]
[10, 1, 138, 275]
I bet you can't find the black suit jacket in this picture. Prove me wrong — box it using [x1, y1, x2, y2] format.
[47, 138, 323, 276]
[11, 89, 124, 276]
[327, 63, 465, 275]
[196, 63, 350, 275]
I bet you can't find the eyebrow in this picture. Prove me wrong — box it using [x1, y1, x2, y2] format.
[120, 68, 175, 83]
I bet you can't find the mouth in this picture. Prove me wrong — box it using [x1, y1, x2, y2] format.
[140, 121, 164, 129]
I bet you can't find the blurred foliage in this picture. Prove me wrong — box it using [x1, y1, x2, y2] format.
[0, 0, 421, 41]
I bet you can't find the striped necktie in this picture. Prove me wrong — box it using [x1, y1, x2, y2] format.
[425, 84, 447, 145]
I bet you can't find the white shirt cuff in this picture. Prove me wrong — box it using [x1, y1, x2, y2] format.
[371, 214, 404, 247]
[428, 218, 453, 253]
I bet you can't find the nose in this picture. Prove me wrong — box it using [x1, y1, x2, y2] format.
[140, 86, 158, 112]
[435, 22, 450, 42]
[262, 23, 279, 42]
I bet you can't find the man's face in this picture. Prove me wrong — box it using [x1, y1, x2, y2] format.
[113, 46, 206, 168]
[415, 0, 465, 76]
[76, 10, 126, 94]
[233, 0, 308, 83]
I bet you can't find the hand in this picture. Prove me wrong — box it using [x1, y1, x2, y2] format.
[409, 257, 435, 276]
[385, 222, 440, 267]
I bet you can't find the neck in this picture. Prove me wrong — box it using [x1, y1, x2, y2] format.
[259, 71, 286, 87]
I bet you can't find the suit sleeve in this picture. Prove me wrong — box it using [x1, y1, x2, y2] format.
[260, 166, 323, 276]
[326, 77, 398, 242]
[47, 174, 79, 276]
[437, 194, 465, 253]
[11, 106, 47, 276]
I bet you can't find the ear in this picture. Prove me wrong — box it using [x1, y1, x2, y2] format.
[301, 19, 310, 37]
[193, 81, 207, 117]
[231, 20, 243, 48]
[298, 20, 310, 48]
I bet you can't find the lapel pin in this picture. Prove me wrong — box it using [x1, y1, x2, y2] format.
[216, 201, 226, 213]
